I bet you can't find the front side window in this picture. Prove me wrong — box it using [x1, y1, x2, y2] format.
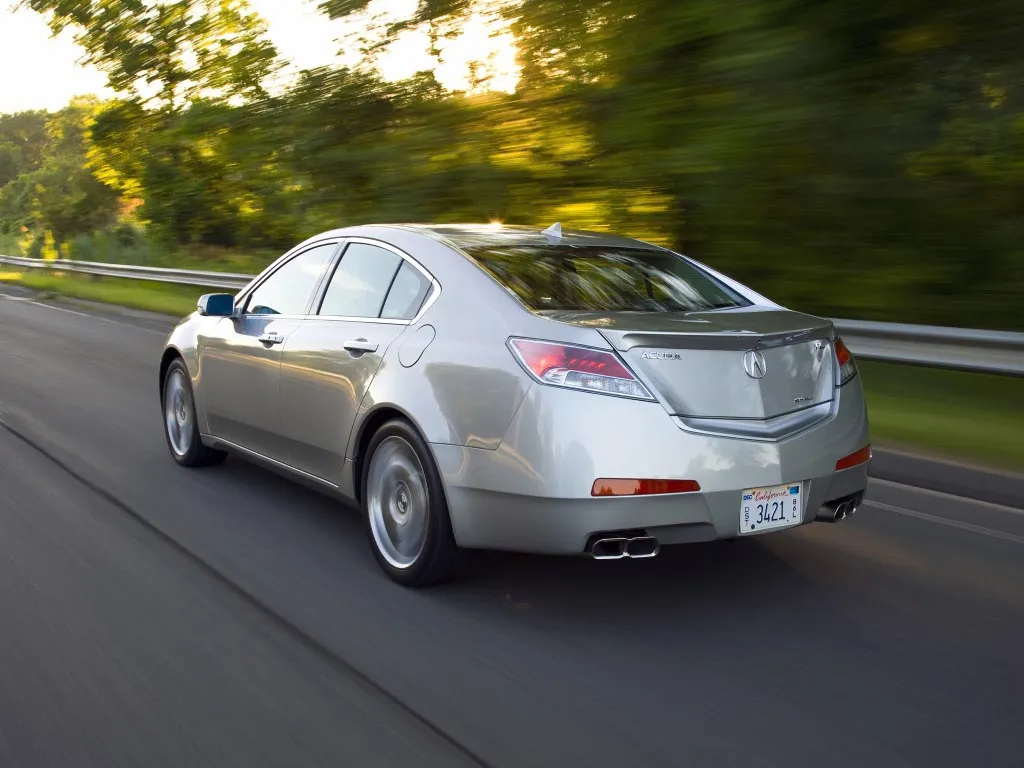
[318, 243, 402, 318]
[462, 244, 750, 313]
[245, 243, 337, 315]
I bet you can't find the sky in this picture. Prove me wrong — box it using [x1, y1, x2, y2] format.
[0, 0, 518, 114]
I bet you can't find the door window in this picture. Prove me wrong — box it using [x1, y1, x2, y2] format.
[318, 242, 402, 318]
[244, 243, 337, 316]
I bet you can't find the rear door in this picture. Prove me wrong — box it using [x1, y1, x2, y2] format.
[278, 239, 435, 485]
[198, 241, 338, 461]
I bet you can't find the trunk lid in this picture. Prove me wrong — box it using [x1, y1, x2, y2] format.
[542, 307, 836, 419]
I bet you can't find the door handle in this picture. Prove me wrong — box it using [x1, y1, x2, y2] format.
[258, 332, 284, 345]
[343, 339, 379, 353]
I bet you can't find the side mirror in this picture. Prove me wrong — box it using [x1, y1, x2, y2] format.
[197, 293, 237, 317]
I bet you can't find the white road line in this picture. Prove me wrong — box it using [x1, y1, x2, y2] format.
[1, 294, 166, 334]
[30, 301, 90, 318]
[865, 500, 1024, 546]
[869, 477, 1023, 516]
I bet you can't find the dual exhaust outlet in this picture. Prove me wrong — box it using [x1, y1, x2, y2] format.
[588, 535, 660, 560]
[817, 495, 862, 523]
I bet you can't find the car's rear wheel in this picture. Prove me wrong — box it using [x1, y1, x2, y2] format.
[362, 419, 462, 586]
[162, 358, 226, 468]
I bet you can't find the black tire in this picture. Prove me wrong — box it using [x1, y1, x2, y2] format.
[161, 357, 227, 468]
[361, 418, 463, 586]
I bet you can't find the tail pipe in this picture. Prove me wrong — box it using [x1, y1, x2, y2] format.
[590, 537, 628, 559]
[587, 532, 660, 560]
[816, 492, 864, 523]
[625, 536, 660, 558]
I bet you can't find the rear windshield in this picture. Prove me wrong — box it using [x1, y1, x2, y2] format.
[462, 244, 750, 313]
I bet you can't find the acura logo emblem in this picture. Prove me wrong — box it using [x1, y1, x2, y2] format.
[743, 350, 767, 379]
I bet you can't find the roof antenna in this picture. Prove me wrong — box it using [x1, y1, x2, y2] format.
[542, 222, 562, 243]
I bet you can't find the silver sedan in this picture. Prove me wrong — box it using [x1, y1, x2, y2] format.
[159, 223, 871, 585]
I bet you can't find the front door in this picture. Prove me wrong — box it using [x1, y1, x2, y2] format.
[279, 240, 434, 485]
[199, 241, 338, 461]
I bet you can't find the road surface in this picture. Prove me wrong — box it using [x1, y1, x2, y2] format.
[0, 289, 1021, 768]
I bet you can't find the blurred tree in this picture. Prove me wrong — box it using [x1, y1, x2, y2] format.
[0, 111, 48, 188]
[344, 0, 1024, 326]
[0, 99, 118, 249]
[5, 0, 1022, 328]
[20, 0, 286, 247]
[18, 0, 279, 111]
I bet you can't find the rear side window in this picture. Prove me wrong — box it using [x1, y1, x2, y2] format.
[381, 261, 432, 320]
[319, 243, 401, 318]
[462, 244, 750, 313]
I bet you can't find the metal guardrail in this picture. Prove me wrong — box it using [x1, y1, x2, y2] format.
[832, 319, 1023, 377]
[2, 254, 1021, 376]
[0, 254, 253, 291]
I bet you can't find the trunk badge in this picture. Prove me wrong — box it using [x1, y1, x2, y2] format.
[742, 350, 767, 379]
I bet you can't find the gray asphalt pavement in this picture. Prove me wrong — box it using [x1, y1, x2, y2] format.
[1, 290, 1022, 768]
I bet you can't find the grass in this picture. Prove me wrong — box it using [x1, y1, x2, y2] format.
[0, 230, 21, 255]
[1, 270, 1021, 472]
[857, 360, 1024, 473]
[0, 270, 206, 317]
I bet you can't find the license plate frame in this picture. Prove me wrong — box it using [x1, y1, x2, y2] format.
[739, 483, 804, 535]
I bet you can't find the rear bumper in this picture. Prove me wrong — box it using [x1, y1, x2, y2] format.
[432, 379, 870, 555]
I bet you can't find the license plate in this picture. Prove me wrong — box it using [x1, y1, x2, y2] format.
[739, 483, 803, 535]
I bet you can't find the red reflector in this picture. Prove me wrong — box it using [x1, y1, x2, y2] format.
[592, 478, 701, 497]
[835, 337, 852, 367]
[835, 445, 871, 471]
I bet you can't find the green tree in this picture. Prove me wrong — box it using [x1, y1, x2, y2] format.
[28, 98, 120, 247]
[10, 0, 1024, 328]
[0, 100, 118, 248]
[18, 0, 279, 111]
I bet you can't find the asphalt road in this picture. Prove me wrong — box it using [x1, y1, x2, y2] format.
[1, 290, 1021, 768]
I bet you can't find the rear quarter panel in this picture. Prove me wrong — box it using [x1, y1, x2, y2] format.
[345, 227, 625, 455]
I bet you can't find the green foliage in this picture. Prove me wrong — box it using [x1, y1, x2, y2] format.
[0, 110, 47, 187]
[20, 0, 279, 110]
[5, 0, 1024, 329]
[0, 99, 119, 250]
[314, 0, 1024, 329]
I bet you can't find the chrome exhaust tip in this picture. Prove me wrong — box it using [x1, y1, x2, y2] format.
[590, 537, 628, 559]
[816, 493, 864, 523]
[625, 536, 660, 558]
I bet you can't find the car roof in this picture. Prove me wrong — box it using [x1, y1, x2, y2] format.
[372, 223, 665, 252]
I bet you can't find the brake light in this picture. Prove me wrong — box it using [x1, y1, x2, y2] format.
[592, 478, 701, 497]
[834, 337, 857, 385]
[508, 338, 654, 400]
[835, 445, 871, 471]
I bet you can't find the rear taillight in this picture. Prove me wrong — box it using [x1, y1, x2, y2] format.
[508, 338, 654, 400]
[834, 337, 857, 385]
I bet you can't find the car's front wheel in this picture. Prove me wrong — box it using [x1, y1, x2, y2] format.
[362, 419, 463, 586]
[162, 357, 226, 468]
